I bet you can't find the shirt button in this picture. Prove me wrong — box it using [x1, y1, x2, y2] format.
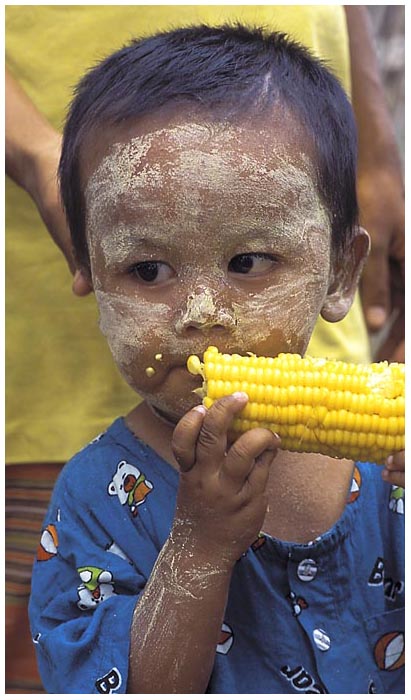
[313, 628, 331, 651]
[297, 558, 318, 582]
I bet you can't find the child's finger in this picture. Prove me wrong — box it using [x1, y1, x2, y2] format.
[171, 405, 207, 472]
[246, 446, 278, 494]
[223, 428, 280, 491]
[195, 393, 249, 468]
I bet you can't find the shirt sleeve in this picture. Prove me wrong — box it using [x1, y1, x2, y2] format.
[28, 465, 154, 694]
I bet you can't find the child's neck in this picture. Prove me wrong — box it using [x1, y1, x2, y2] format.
[126, 401, 181, 468]
[261, 452, 354, 543]
[126, 402, 354, 545]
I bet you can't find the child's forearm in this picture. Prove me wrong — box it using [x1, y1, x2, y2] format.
[128, 530, 234, 693]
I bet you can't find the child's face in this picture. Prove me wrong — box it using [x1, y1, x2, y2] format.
[82, 111, 354, 422]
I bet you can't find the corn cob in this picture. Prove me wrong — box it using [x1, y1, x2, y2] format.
[187, 346, 405, 463]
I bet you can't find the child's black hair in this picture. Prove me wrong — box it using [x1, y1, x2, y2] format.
[59, 24, 359, 269]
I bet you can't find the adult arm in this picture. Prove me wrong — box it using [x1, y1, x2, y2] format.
[345, 6, 404, 361]
[5, 68, 91, 295]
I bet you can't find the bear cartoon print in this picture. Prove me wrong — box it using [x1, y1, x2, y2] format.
[108, 460, 153, 516]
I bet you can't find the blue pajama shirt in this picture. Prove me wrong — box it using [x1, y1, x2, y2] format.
[28, 417, 404, 694]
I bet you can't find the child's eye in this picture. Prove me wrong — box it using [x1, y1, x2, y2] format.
[228, 253, 277, 276]
[129, 261, 174, 284]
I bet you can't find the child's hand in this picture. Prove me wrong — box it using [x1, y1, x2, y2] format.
[382, 451, 405, 489]
[171, 393, 280, 565]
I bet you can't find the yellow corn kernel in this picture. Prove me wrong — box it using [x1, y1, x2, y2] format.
[187, 346, 405, 463]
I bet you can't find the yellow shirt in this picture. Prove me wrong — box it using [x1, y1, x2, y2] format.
[6, 5, 370, 463]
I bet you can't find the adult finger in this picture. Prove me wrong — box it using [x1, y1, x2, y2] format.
[171, 405, 207, 472]
[375, 311, 404, 362]
[360, 245, 390, 331]
[378, 257, 405, 360]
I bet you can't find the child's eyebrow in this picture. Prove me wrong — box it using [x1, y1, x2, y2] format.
[97, 225, 175, 263]
[102, 225, 169, 245]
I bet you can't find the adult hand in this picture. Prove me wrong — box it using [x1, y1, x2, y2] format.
[6, 68, 92, 297]
[357, 164, 404, 362]
[344, 6, 405, 362]
[28, 137, 93, 297]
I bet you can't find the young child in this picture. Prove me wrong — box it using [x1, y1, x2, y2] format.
[29, 25, 404, 694]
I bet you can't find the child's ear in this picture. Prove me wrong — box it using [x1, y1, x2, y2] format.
[321, 227, 370, 323]
[72, 269, 94, 297]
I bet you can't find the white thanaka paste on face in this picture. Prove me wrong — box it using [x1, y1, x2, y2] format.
[86, 122, 333, 417]
[175, 287, 236, 333]
[95, 290, 172, 365]
[85, 123, 330, 267]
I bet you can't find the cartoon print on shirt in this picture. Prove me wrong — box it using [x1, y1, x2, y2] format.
[281, 664, 327, 693]
[347, 466, 362, 504]
[239, 532, 266, 559]
[216, 623, 234, 654]
[388, 485, 404, 514]
[368, 557, 385, 586]
[37, 524, 59, 561]
[384, 577, 404, 602]
[77, 566, 117, 610]
[106, 541, 132, 563]
[95, 667, 122, 694]
[108, 460, 153, 516]
[251, 533, 267, 551]
[374, 631, 405, 672]
[368, 557, 404, 601]
[287, 591, 308, 617]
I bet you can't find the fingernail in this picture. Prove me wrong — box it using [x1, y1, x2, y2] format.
[385, 455, 394, 469]
[367, 306, 387, 328]
[231, 391, 249, 401]
[193, 405, 207, 415]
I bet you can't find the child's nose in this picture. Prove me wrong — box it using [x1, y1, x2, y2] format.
[175, 288, 236, 334]
[182, 321, 227, 333]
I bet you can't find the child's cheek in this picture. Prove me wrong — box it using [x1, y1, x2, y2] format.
[232, 275, 325, 355]
[95, 290, 173, 389]
[232, 230, 330, 355]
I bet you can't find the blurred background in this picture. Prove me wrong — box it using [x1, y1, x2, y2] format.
[367, 5, 405, 169]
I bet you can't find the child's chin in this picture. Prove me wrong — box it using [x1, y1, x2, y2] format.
[144, 391, 202, 426]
